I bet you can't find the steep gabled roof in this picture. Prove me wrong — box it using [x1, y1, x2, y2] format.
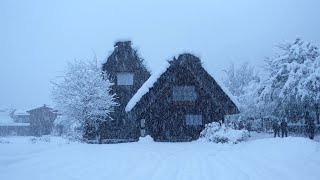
[125, 61, 170, 112]
[126, 53, 239, 113]
[27, 105, 55, 113]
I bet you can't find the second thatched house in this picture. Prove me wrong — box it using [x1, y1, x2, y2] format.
[125, 53, 239, 141]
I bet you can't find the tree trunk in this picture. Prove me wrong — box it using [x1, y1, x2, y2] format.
[316, 103, 320, 124]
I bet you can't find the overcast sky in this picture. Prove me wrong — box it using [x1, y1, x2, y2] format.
[1, 0, 320, 109]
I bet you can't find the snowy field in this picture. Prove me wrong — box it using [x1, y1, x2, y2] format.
[0, 135, 320, 180]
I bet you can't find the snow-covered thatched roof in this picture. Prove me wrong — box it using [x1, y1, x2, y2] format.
[125, 54, 240, 112]
[202, 64, 241, 108]
[125, 61, 170, 112]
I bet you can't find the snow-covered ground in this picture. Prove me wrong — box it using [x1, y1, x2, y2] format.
[0, 135, 319, 180]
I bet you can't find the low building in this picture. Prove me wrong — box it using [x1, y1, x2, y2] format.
[27, 105, 58, 136]
[12, 110, 30, 123]
[0, 109, 30, 136]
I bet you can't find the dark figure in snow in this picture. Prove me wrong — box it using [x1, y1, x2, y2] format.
[238, 121, 244, 130]
[280, 119, 288, 138]
[272, 121, 280, 138]
[305, 111, 316, 140]
[245, 122, 252, 132]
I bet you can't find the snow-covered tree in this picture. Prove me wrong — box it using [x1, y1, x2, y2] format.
[223, 62, 258, 97]
[259, 37, 320, 122]
[51, 57, 117, 140]
[297, 57, 320, 123]
[223, 62, 261, 117]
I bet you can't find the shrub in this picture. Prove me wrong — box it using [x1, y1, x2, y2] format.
[30, 136, 51, 143]
[200, 122, 250, 144]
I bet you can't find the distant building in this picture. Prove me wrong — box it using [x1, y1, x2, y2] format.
[0, 109, 30, 136]
[27, 105, 58, 136]
[0, 105, 58, 137]
[12, 110, 30, 123]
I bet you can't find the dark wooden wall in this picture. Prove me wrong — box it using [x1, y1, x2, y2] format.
[28, 107, 57, 136]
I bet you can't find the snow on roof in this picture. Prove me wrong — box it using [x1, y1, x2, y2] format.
[125, 61, 170, 112]
[13, 110, 30, 116]
[0, 110, 14, 124]
[201, 63, 241, 109]
[0, 110, 30, 126]
[125, 58, 240, 112]
[28, 104, 53, 111]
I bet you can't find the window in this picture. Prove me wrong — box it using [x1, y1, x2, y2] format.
[173, 86, 197, 101]
[116, 72, 134, 85]
[186, 115, 203, 125]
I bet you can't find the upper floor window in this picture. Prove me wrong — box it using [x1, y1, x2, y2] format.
[186, 115, 203, 125]
[117, 72, 134, 85]
[173, 86, 197, 101]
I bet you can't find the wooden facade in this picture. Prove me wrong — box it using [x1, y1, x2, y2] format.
[128, 54, 239, 141]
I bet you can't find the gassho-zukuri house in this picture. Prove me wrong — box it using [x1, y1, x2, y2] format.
[97, 41, 239, 142]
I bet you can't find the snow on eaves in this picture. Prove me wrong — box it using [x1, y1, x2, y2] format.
[202, 63, 241, 109]
[125, 61, 170, 112]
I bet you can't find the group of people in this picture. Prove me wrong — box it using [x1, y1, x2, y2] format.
[272, 119, 288, 138]
[272, 111, 317, 139]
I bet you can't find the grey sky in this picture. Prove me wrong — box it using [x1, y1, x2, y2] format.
[1, 0, 320, 109]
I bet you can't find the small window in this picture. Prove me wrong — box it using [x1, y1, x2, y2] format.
[117, 72, 134, 85]
[186, 115, 202, 125]
[173, 86, 197, 101]
[141, 119, 146, 128]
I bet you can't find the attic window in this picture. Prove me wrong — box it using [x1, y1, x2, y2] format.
[173, 86, 197, 101]
[186, 115, 202, 125]
[117, 72, 134, 85]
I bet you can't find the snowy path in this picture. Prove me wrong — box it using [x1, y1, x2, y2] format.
[0, 136, 319, 180]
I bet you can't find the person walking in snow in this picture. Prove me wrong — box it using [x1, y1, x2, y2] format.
[239, 121, 244, 130]
[272, 121, 280, 138]
[280, 119, 288, 138]
[305, 111, 316, 140]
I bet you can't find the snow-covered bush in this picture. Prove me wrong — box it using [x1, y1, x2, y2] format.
[51, 57, 117, 140]
[138, 135, 154, 143]
[30, 136, 51, 143]
[200, 122, 250, 144]
[0, 139, 10, 144]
